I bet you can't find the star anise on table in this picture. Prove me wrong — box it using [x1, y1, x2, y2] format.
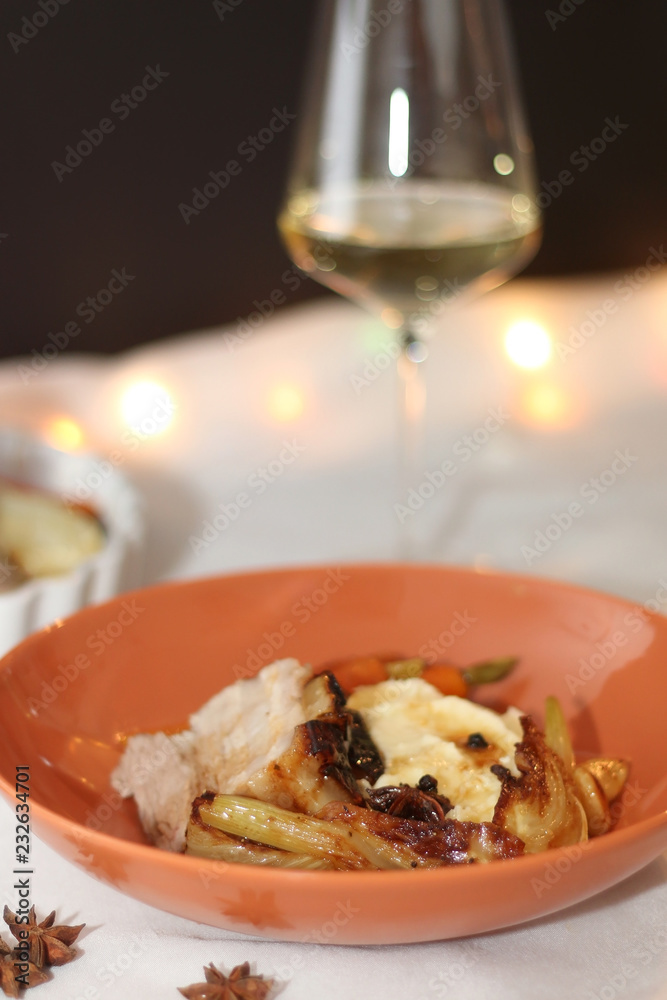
[178, 961, 275, 1000]
[3, 906, 85, 969]
[0, 936, 48, 998]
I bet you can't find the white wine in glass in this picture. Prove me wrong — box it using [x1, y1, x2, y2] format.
[278, 0, 541, 553]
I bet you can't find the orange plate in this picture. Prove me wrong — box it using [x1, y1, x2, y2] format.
[0, 564, 665, 944]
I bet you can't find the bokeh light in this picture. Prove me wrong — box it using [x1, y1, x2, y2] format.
[519, 383, 581, 429]
[267, 383, 305, 422]
[380, 307, 403, 330]
[505, 320, 552, 369]
[44, 416, 84, 451]
[120, 380, 176, 437]
[493, 153, 515, 176]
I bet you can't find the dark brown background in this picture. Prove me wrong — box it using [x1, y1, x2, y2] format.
[0, 0, 664, 360]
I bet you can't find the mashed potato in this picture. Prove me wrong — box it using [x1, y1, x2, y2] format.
[348, 677, 523, 823]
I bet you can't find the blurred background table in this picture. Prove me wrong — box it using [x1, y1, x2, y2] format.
[0, 273, 666, 998]
[2, 271, 666, 600]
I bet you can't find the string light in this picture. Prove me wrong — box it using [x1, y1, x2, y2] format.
[505, 320, 552, 369]
[120, 380, 176, 437]
[267, 383, 305, 422]
[44, 416, 84, 451]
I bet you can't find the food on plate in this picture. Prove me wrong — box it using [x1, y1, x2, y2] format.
[113, 659, 313, 852]
[111, 655, 629, 868]
[0, 479, 104, 586]
[321, 652, 517, 698]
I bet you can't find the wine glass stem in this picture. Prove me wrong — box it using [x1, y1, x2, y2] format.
[397, 327, 427, 560]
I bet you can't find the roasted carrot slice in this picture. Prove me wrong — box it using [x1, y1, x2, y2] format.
[329, 657, 388, 695]
[420, 664, 468, 698]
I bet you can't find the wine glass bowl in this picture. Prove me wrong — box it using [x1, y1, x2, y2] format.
[278, 0, 541, 340]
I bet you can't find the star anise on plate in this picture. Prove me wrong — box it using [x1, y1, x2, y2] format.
[3, 906, 85, 968]
[0, 936, 48, 998]
[178, 961, 275, 1000]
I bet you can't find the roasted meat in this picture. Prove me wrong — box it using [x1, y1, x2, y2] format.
[111, 662, 384, 850]
[111, 658, 312, 850]
[246, 671, 384, 811]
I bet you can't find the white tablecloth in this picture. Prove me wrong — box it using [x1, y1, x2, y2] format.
[1, 274, 666, 998]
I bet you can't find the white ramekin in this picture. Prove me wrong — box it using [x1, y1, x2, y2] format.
[0, 428, 144, 657]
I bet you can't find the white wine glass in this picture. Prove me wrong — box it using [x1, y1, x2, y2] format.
[278, 0, 541, 555]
